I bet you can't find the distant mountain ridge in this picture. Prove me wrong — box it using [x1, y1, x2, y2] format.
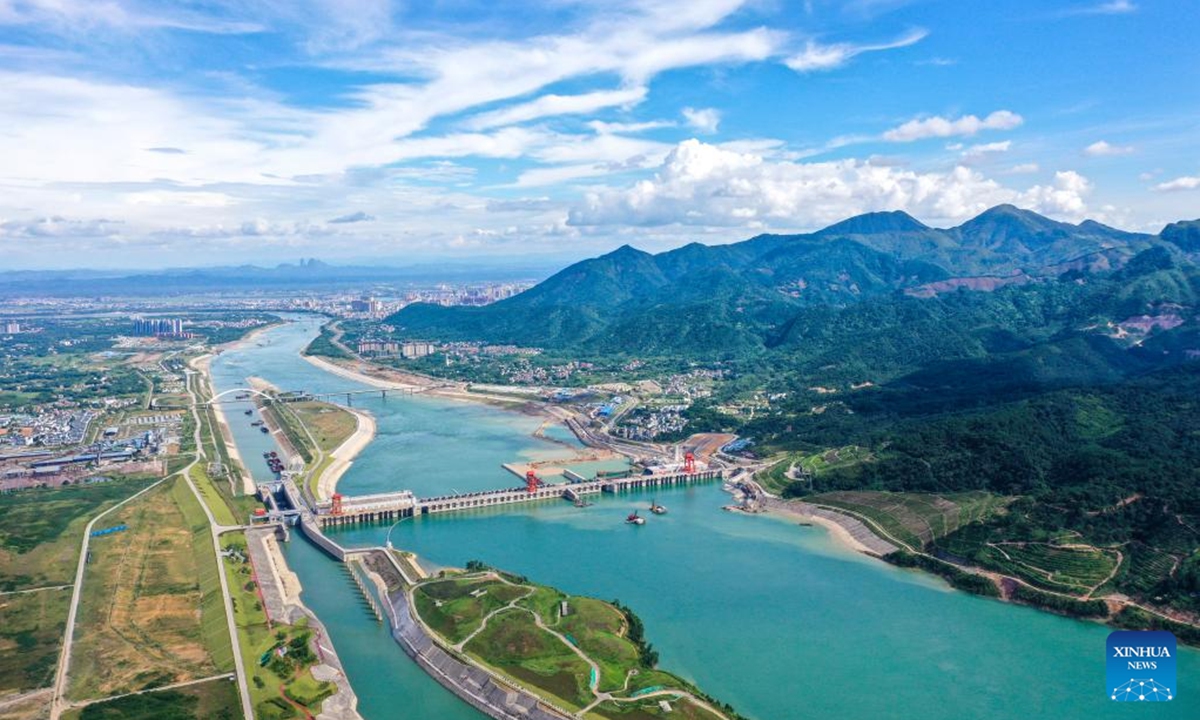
[0, 259, 553, 297]
[390, 205, 1196, 356]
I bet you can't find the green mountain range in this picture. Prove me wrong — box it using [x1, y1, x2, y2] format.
[388, 205, 1200, 622]
[391, 205, 1197, 376]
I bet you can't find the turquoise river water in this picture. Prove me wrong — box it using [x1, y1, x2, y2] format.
[210, 316, 1198, 720]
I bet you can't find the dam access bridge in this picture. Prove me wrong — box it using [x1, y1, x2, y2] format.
[202, 385, 419, 407]
[309, 466, 726, 528]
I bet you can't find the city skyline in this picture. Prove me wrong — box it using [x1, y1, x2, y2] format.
[0, 0, 1197, 269]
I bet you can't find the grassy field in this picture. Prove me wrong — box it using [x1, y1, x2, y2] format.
[186, 464, 238, 528]
[805, 490, 1009, 550]
[268, 399, 359, 499]
[0, 479, 156, 591]
[287, 402, 357, 454]
[219, 532, 334, 720]
[61, 678, 240, 720]
[555, 597, 638, 693]
[413, 570, 738, 719]
[68, 479, 230, 700]
[0, 479, 156, 702]
[413, 577, 529, 644]
[759, 446, 873, 494]
[464, 607, 593, 711]
[0, 589, 71, 698]
[591, 697, 726, 719]
[0, 691, 51, 720]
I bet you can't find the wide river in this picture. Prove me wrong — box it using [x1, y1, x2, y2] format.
[211, 316, 1198, 719]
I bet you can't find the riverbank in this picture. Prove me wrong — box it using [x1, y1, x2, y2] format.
[303, 354, 427, 392]
[316, 408, 377, 502]
[191, 353, 254, 494]
[302, 353, 559, 411]
[759, 498, 898, 557]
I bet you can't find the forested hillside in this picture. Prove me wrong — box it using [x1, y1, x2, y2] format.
[386, 204, 1200, 616]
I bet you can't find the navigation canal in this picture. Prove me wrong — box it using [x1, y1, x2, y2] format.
[211, 316, 1199, 720]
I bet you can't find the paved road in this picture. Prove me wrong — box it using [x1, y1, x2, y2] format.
[183, 360, 255, 720]
[0, 584, 72, 597]
[48, 359, 254, 720]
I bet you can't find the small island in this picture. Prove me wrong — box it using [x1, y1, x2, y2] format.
[402, 561, 741, 720]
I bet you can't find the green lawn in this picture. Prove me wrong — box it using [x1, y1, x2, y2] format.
[557, 597, 637, 692]
[464, 608, 593, 711]
[412, 571, 737, 718]
[187, 464, 238, 527]
[219, 532, 332, 720]
[590, 697, 726, 720]
[414, 577, 526, 643]
[170, 480, 235, 673]
[288, 402, 358, 454]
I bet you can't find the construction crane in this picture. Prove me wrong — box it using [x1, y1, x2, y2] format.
[525, 469, 544, 493]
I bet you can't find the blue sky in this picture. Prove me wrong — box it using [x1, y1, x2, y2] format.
[0, 0, 1197, 269]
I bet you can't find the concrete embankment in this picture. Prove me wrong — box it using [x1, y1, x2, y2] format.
[380, 584, 572, 720]
[298, 516, 349, 561]
[763, 498, 899, 556]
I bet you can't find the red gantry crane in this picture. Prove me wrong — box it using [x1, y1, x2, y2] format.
[525, 469, 544, 493]
[683, 451, 696, 475]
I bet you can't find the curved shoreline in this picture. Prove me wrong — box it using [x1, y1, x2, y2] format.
[302, 354, 426, 392]
[760, 498, 899, 557]
[316, 407, 377, 502]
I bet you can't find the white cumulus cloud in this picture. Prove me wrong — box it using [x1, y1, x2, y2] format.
[961, 141, 1012, 159]
[883, 110, 1024, 142]
[1084, 140, 1134, 156]
[682, 107, 721, 134]
[567, 139, 1094, 230]
[1017, 171, 1093, 219]
[1154, 176, 1200, 192]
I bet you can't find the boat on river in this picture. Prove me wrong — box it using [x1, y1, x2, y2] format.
[626, 511, 645, 525]
[650, 500, 667, 515]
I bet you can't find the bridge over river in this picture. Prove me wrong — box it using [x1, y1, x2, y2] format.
[204, 385, 418, 406]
